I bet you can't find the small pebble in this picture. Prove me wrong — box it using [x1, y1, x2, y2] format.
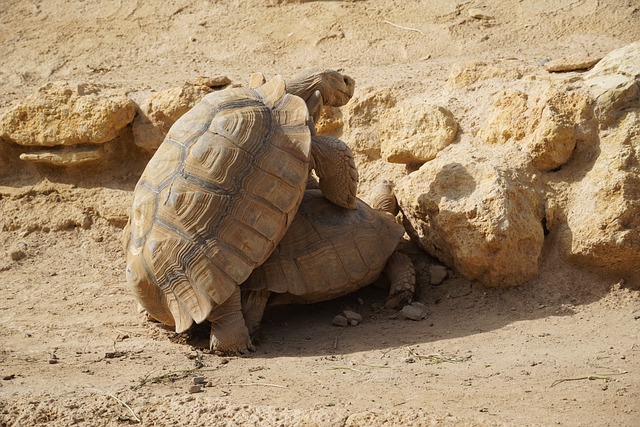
[332, 315, 348, 327]
[349, 320, 359, 326]
[8, 247, 27, 261]
[429, 265, 448, 285]
[468, 8, 494, 20]
[193, 376, 205, 385]
[188, 385, 203, 393]
[400, 302, 428, 321]
[48, 357, 59, 364]
[343, 310, 362, 323]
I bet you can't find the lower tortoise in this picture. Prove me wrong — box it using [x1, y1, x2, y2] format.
[241, 187, 416, 339]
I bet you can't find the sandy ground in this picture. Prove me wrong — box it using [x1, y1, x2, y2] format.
[1, 1, 640, 425]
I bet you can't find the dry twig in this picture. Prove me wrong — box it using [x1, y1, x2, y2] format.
[383, 20, 425, 35]
[551, 370, 628, 387]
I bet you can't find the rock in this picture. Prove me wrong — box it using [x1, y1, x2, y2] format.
[556, 110, 640, 271]
[584, 42, 640, 127]
[395, 144, 544, 287]
[477, 89, 529, 145]
[8, 243, 27, 261]
[132, 76, 231, 151]
[192, 376, 205, 385]
[315, 106, 346, 136]
[0, 81, 135, 147]
[19, 145, 103, 166]
[526, 89, 592, 172]
[343, 87, 397, 158]
[342, 310, 362, 324]
[188, 385, 203, 393]
[468, 8, 494, 20]
[478, 87, 593, 172]
[400, 302, 428, 321]
[447, 61, 522, 89]
[380, 103, 458, 164]
[544, 53, 602, 72]
[332, 315, 348, 327]
[428, 265, 448, 285]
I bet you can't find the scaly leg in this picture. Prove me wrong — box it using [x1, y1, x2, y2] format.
[384, 252, 416, 309]
[208, 287, 254, 355]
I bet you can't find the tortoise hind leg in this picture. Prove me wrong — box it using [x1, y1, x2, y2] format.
[208, 287, 255, 355]
[241, 289, 271, 335]
[383, 252, 416, 309]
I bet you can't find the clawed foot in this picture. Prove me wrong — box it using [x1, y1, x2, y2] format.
[384, 289, 413, 310]
[209, 321, 255, 356]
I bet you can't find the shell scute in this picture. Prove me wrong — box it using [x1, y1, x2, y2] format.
[183, 134, 250, 192]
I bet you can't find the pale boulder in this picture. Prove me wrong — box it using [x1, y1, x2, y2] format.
[477, 89, 529, 145]
[342, 87, 397, 158]
[0, 82, 135, 147]
[526, 88, 593, 171]
[557, 110, 640, 270]
[478, 86, 592, 171]
[395, 144, 544, 287]
[584, 41, 640, 127]
[132, 75, 231, 151]
[380, 103, 457, 164]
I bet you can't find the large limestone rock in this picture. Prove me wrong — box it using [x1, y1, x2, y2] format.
[395, 144, 544, 287]
[131, 75, 231, 151]
[343, 87, 397, 158]
[380, 103, 458, 164]
[583, 41, 640, 127]
[478, 86, 593, 172]
[556, 109, 640, 271]
[0, 82, 135, 147]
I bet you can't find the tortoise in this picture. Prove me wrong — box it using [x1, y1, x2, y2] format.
[123, 68, 357, 354]
[240, 187, 416, 336]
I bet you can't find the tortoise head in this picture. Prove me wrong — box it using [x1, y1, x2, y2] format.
[286, 67, 355, 107]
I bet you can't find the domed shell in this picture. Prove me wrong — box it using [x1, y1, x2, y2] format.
[242, 189, 404, 303]
[123, 76, 312, 332]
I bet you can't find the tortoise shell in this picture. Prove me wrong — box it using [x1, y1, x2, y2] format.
[242, 189, 405, 304]
[123, 76, 311, 332]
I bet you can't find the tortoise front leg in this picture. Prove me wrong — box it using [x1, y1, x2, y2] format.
[383, 251, 416, 309]
[208, 287, 255, 355]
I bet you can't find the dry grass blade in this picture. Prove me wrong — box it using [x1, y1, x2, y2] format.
[137, 368, 220, 388]
[406, 347, 471, 364]
[227, 382, 287, 388]
[89, 389, 141, 423]
[329, 366, 365, 374]
[551, 370, 628, 388]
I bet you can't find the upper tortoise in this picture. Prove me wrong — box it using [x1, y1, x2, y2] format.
[123, 68, 357, 354]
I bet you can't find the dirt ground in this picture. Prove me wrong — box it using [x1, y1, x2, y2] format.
[1, 1, 639, 426]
